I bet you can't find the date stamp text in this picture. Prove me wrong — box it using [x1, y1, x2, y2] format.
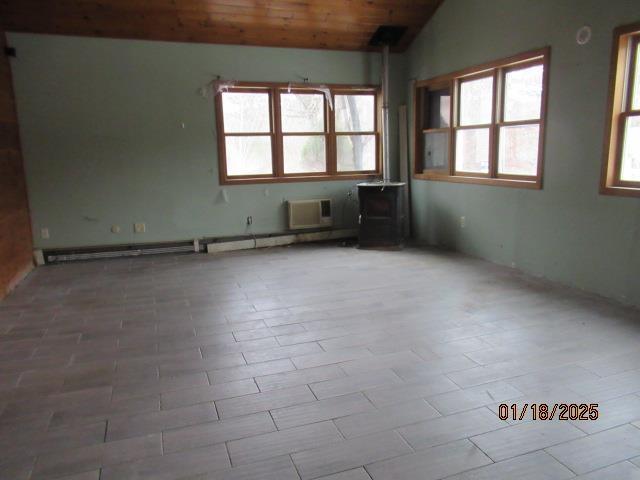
[498, 403, 599, 421]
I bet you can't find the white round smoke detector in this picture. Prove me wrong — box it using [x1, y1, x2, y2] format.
[576, 25, 592, 45]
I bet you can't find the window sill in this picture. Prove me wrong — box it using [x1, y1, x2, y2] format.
[221, 173, 381, 185]
[413, 172, 541, 189]
[600, 185, 640, 198]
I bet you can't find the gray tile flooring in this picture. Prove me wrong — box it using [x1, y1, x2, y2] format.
[1, 243, 640, 479]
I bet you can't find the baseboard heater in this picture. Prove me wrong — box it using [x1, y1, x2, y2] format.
[43, 241, 197, 264]
[41, 229, 357, 264]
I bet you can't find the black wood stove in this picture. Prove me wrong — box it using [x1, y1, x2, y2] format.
[357, 26, 408, 249]
[358, 182, 405, 248]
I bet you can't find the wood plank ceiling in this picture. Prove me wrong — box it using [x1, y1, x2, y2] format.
[0, 0, 443, 52]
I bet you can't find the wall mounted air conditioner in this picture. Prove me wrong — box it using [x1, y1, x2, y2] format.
[288, 199, 333, 230]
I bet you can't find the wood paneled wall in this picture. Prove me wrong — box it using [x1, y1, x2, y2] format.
[0, 31, 33, 299]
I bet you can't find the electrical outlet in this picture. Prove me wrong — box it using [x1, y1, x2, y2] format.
[134, 223, 146, 233]
[460, 216, 466, 228]
[40, 228, 50, 239]
[246, 216, 253, 226]
[111, 225, 121, 234]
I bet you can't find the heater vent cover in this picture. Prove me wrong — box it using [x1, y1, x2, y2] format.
[288, 199, 332, 230]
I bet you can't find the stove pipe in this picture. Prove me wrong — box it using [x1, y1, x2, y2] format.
[368, 25, 407, 183]
[381, 44, 391, 182]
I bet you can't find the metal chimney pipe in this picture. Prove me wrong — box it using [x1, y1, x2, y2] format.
[381, 44, 391, 182]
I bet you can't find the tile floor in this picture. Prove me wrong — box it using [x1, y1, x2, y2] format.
[1, 244, 640, 479]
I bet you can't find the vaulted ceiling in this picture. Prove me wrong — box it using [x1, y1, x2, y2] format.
[0, 0, 443, 52]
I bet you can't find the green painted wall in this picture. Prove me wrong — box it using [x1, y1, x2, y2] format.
[407, 0, 640, 306]
[8, 33, 406, 249]
[10, 2, 640, 307]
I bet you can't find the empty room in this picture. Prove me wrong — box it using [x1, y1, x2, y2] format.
[1, 0, 640, 479]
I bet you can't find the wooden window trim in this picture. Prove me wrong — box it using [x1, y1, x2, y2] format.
[413, 47, 550, 189]
[601, 23, 640, 197]
[215, 82, 381, 185]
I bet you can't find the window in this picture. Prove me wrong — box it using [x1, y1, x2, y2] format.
[414, 48, 549, 189]
[281, 92, 326, 174]
[602, 23, 640, 197]
[221, 91, 273, 176]
[335, 94, 377, 172]
[456, 75, 493, 174]
[215, 83, 379, 184]
[420, 86, 451, 174]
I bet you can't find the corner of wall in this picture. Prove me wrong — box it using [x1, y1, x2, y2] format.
[0, 30, 36, 300]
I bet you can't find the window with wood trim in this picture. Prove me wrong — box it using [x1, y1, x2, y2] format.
[215, 83, 380, 184]
[601, 23, 640, 197]
[414, 48, 549, 189]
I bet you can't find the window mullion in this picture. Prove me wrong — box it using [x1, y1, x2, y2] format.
[451, 79, 459, 176]
[273, 88, 284, 177]
[489, 68, 501, 179]
[327, 92, 337, 175]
